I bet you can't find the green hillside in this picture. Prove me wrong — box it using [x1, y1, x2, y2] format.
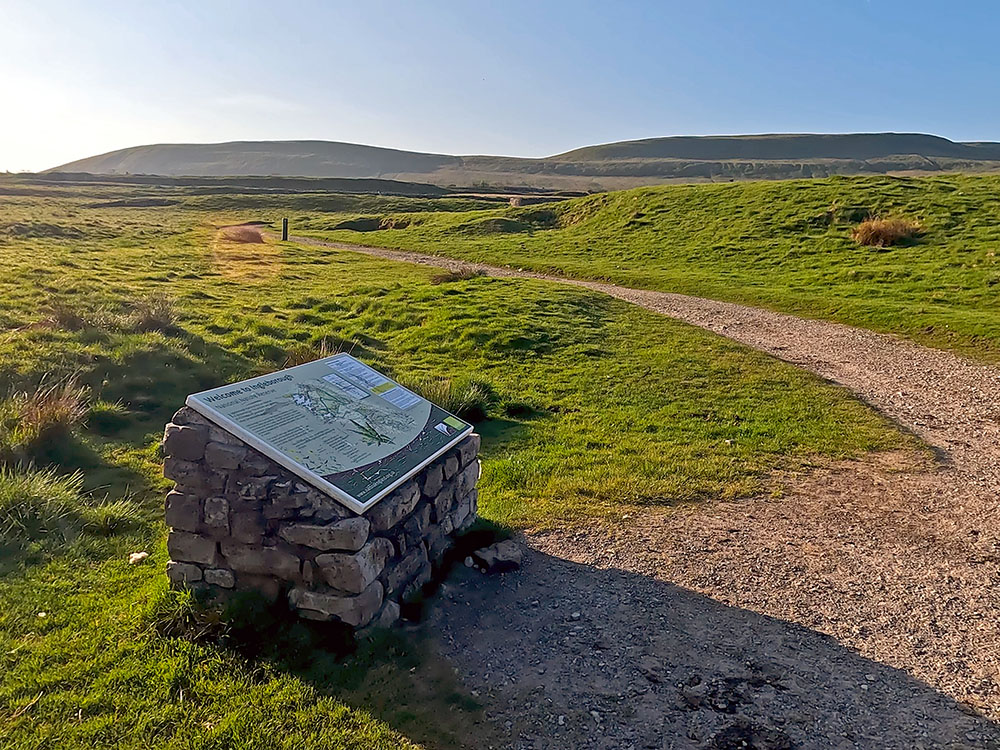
[49, 134, 1000, 190]
[297, 173, 1000, 360]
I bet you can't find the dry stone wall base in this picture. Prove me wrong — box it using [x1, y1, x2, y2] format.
[162, 406, 480, 630]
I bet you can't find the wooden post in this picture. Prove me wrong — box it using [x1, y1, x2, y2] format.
[281, 218, 289, 241]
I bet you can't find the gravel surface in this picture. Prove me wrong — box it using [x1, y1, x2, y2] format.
[292, 236, 1000, 748]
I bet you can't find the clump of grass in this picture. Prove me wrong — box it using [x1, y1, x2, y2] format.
[283, 337, 364, 367]
[220, 225, 264, 243]
[88, 399, 130, 435]
[430, 267, 487, 284]
[38, 300, 90, 331]
[0, 379, 90, 463]
[128, 292, 177, 332]
[401, 375, 496, 422]
[0, 466, 86, 545]
[851, 217, 922, 247]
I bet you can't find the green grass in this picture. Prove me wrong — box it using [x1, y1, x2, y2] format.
[295, 173, 1000, 361]
[0, 180, 905, 747]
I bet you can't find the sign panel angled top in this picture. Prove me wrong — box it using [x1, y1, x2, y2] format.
[186, 354, 473, 514]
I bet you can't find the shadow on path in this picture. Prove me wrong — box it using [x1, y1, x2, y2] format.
[423, 546, 1000, 750]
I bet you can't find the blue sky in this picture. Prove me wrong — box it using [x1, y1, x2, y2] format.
[2, 0, 998, 171]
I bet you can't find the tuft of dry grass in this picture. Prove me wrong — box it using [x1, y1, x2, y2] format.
[430, 267, 487, 284]
[398, 375, 496, 422]
[129, 293, 177, 332]
[38, 301, 90, 331]
[219, 225, 265, 243]
[851, 217, 921, 247]
[0, 378, 90, 463]
[282, 337, 354, 368]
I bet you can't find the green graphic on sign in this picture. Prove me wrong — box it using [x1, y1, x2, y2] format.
[185, 354, 473, 513]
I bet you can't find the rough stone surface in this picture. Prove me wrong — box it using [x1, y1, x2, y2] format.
[279, 517, 370, 552]
[167, 531, 217, 566]
[166, 560, 203, 584]
[289, 581, 384, 627]
[204, 568, 235, 588]
[163, 411, 479, 631]
[315, 537, 393, 594]
[473, 539, 523, 573]
[163, 423, 208, 461]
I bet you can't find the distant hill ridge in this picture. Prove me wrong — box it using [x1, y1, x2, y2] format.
[50, 133, 1000, 189]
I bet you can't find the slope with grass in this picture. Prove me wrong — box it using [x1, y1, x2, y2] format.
[296, 173, 1000, 360]
[0, 184, 903, 748]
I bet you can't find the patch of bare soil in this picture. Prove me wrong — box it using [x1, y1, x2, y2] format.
[290, 236, 1000, 748]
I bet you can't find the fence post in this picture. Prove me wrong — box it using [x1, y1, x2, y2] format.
[281, 217, 289, 241]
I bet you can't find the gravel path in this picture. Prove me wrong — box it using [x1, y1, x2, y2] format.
[291, 236, 1000, 748]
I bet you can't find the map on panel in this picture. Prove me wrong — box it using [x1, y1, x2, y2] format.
[185, 354, 473, 513]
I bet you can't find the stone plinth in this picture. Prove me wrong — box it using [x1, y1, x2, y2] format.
[162, 406, 480, 630]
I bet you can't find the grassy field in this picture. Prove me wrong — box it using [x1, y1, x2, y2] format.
[0, 181, 903, 748]
[295, 173, 1000, 361]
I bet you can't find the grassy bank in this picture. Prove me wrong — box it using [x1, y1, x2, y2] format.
[296, 173, 1000, 360]
[0, 184, 903, 747]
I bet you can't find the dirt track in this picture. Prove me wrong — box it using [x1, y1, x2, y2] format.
[291, 235, 1000, 748]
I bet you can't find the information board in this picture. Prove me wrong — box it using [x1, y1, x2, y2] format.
[186, 354, 473, 513]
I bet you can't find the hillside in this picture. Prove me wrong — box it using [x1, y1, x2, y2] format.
[49, 133, 1000, 190]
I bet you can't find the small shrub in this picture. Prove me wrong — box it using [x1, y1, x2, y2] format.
[39, 301, 89, 331]
[129, 293, 177, 332]
[430, 267, 487, 284]
[851, 217, 921, 247]
[219, 225, 264, 243]
[401, 375, 496, 422]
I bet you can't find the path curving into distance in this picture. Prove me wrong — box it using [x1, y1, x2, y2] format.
[290, 234, 1000, 748]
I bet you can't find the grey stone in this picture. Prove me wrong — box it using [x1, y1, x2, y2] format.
[162, 423, 208, 461]
[298, 489, 351, 523]
[442, 454, 461, 480]
[240, 450, 279, 476]
[203, 496, 229, 532]
[364, 480, 420, 532]
[424, 526, 449, 564]
[403, 503, 431, 539]
[171, 406, 210, 427]
[315, 537, 393, 594]
[420, 463, 444, 497]
[456, 459, 481, 497]
[207, 424, 242, 445]
[451, 491, 472, 532]
[279, 517, 370, 551]
[167, 531, 217, 565]
[472, 539, 523, 573]
[230, 510, 265, 544]
[166, 560, 203, 585]
[401, 561, 432, 603]
[384, 545, 429, 596]
[456, 433, 480, 468]
[431, 481, 456, 523]
[163, 457, 204, 486]
[456, 489, 478, 533]
[204, 568, 235, 588]
[289, 581, 384, 627]
[374, 599, 400, 628]
[221, 542, 300, 580]
[204, 441, 247, 470]
[164, 490, 200, 532]
[231, 475, 276, 503]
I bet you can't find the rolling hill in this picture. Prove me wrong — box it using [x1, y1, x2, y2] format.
[49, 133, 1000, 190]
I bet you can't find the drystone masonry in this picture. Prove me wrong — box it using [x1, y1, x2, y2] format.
[161, 405, 480, 630]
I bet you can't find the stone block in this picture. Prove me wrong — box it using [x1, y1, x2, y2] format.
[442, 453, 461, 480]
[162, 423, 208, 461]
[384, 544, 429, 596]
[420, 463, 444, 497]
[279, 517, 370, 551]
[401, 561, 432, 603]
[289, 580, 384, 627]
[171, 406, 209, 427]
[167, 531, 217, 566]
[456, 489, 478, 533]
[203, 496, 230, 532]
[207, 424, 242, 445]
[230, 510, 266, 544]
[166, 560, 203, 585]
[315, 537, 393, 594]
[295, 488, 350, 523]
[431, 481, 456, 523]
[365, 480, 420, 533]
[164, 490, 201, 532]
[424, 526, 449, 564]
[456, 459, 481, 497]
[240, 450, 279, 476]
[204, 441, 247, 470]
[404, 503, 431, 539]
[456, 433, 480, 468]
[163, 457, 204, 486]
[221, 541, 300, 580]
[230, 475, 276, 503]
[204, 568, 235, 588]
